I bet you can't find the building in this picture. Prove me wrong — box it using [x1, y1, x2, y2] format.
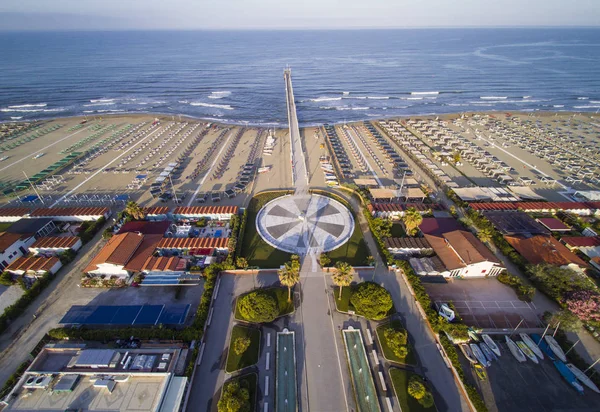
[419, 217, 463, 236]
[1, 344, 188, 412]
[29, 236, 82, 256]
[5, 256, 62, 278]
[385, 237, 432, 257]
[0, 232, 29, 271]
[29, 206, 110, 222]
[561, 236, 600, 259]
[0, 207, 30, 223]
[423, 230, 504, 277]
[157, 237, 229, 254]
[143, 206, 170, 221]
[536, 217, 571, 232]
[505, 235, 589, 273]
[6, 218, 57, 239]
[0, 218, 57, 271]
[172, 205, 238, 222]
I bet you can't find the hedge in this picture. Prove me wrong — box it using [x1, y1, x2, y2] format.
[440, 334, 488, 412]
[77, 216, 107, 244]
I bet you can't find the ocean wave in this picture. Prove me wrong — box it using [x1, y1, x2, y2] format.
[83, 110, 95, 113]
[178, 100, 189, 104]
[367, 96, 390, 100]
[480, 96, 508, 100]
[0, 107, 65, 113]
[553, 105, 565, 108]
[311, 97, 343, 102]
[83, 102, 116, 107]
[522, 96, 532, 99]
[208, 91, 232, 99]
[407, 97, 423, 100]
[574, 105, 600, 109]
[10, 116, 23, 120]
[90, 99, 116, 103]
[577, 97, 589, 100]
[319, 106, 370, 111]
[342, 92, 350, 96]
[590, 101, 600, 104]
[8, 103, 47, 108]
[190, 102, 234, 110]
[411, 91, 439, 95]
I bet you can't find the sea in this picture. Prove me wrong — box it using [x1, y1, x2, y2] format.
[1, 29, 599, 126]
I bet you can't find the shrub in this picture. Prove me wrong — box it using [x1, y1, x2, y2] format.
[384, 327, 408, 358]
[350, 281, 393, 320]
[234, 336, 251, 356]
[407, 375, 426, 400]
[238, 291, 278, 323]
[0, 271, 13, 286]
[319, 254, 331, 267]
[419, 392, 435, 408]
[236, 257, 248, 270]
[217, 380, 251, 412]
[59, 249, 76, 265]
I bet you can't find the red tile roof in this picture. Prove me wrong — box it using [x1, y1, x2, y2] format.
[142, 206, 170, 215]
[84, 232, 144, 272]
[157, 237, 229, 249]
[469, 201, 599, 213]
[173, 206, 238, 215]
[7, 256, 59, 272]
[371, 203, 440, 213]
[424, 234, 465, 270]
[124, 234, 163, 271]
[419, 218, 463, 236]
[536, 218, 571, 231]
[561, 236, 600, 248]
[443, 230, 500, 265]
[30, 236, 79, 249]
[0, 232, 23, 252]
[504, 235, 588, 268]
[0, 208, 30, 218]
[30, 207, 109, 218]
[140, 256, 181, 272]
[117, 220, 170, 235]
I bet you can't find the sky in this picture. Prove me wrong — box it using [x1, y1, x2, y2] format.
[0, 0, 599, 30]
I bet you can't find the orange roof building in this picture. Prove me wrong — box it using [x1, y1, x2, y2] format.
[172, 206, 238, 220]
[29, 207, 109, 222]
[157, 237, 229, 250]
[29, 236, 82, 255]
[505, 235, 589, 270]
[6, 256, 62, 276]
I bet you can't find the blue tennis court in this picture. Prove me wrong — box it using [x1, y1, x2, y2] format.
[60, 304, 190, 326]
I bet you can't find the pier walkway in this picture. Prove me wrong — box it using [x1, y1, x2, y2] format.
[284, 68, 309, 193]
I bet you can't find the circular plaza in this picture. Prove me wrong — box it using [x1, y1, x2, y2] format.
[256, 194, 354, 255]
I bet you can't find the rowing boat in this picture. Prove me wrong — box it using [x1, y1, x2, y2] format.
[479, 342, 497, 362]
[554, 361, 585, 394]
[566, 363, 600, 394]
[473, 364, 487, 381]
[459, 344, 478, 364]
[482, 334, 501, 357]
[517, 341, 539, 364]
[505, 336, 526, 363]
[545, 335, 567, 362]
[470, 343, 490, 367]
[519, 333, 544, 360]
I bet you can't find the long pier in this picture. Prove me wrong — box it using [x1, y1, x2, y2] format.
[284, 68, 309, 192]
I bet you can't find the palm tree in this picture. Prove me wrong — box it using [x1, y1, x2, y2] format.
[278, 257, 300, 302]
[402, 207, 423, 236]
[477, 227, 493, 244]
[332, 261, 354, 300]
[125, 201, 145, 220]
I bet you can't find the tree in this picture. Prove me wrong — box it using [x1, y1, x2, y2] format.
[384, 327, 408, 359]
[528, 264, 596, 301]
[546, 309, 582, 332]
[217, 380, 251, 412]
[350, 281, 393, 320]
[419, 392, 435, 408]
[371, 217, 392, 238]
[319, 254, 331, 267]
[565, 291, 600, 322]
[278, 256, 300, 302]
[402, 207, 423, 236]
[477, 227, 493, 244]
[452, 151, 461, 164]
[236, 257, 249, 270]
[332, 261, 354, 300]
[0, 271, 13, 286]
[124, 201, 145, 221]
[408, 375, 427, 400]
[238, 291, 278, 323]
[233, 336, 251, 355]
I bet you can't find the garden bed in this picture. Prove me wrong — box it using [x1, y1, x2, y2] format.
[333, 282, 395, 320]
[218, 372, 258, 412]
[225, 325, 261, 373]
[376, 320, 417, 366]
[389, 368, 437, 412]
[235, 287, 295, 323]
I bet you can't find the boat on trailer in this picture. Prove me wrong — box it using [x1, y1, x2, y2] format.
[479, 342, 497, 362]
[517, 341, 539, 364]
[459, 344, 478, 364]
[519, 333, 544, 360]
[470, 343, 490, 367]
[566, 363, 600, 394]
[482, 334, 501, 357]
[554, 361, 584, 394]
[545, 335, 567, 362]
[505, 336, 526, 363]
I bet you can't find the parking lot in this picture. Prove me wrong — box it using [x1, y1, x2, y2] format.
[424, 278, 543, 329]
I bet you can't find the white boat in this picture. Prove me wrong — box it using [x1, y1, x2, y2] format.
[33, 153, 45, 159]
[482, 334, 501, 357]
[470, 343, 490, 367]
[545, 336, 567, 362]
[0, 156, 8, 162]
[519, 333, 544, 360]
[479, 343, 496, 362]
[460, 344, 478, 364]
[505, 336, 526, 363]
[517, 341, 539, 364]
[566, 363, 600, 394]
[258, 166, 271, 174]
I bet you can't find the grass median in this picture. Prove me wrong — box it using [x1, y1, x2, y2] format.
[225, 325, 261, 373]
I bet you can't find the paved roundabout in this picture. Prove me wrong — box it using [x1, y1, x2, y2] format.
[256, 194, 354, 255]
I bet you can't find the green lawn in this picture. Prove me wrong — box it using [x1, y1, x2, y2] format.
[376, 320, 417, 366]
[235, 287, 295, 322]
[334, 284, 395, 319]
[390, 223, 406, 238]
[240, 191, 292, 268]
[220, 373, 258, 412]
[225, 325, 261, 373]
[389, 368, 437, 412]
[327, 218, 369, 266]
